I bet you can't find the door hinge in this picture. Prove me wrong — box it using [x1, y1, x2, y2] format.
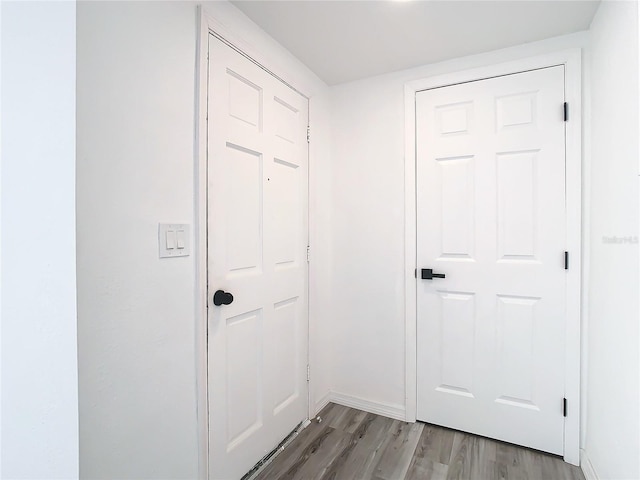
[415, 268, 417, 279]
[307, 365, 310, 382]
[563, 397, 568, 417]
[306, 245, 310, 263]
[564, 251, 569, 270]
[563, 102, 568, 122]
[307, 126, 310, 143]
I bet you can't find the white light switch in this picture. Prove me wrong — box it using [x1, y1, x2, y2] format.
[166, 230, 176, 249]
[176, 230, 186, 249]
[159, 223, 190, 258]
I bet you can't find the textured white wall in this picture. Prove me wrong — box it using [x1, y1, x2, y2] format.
[77, 3, 200, 477]
[328, 32, 589, 414]
[585, 2, 640, 479]
[1, 1, 79, 478]
[76, 2, 331, 478]
[308, 89, 334, 414]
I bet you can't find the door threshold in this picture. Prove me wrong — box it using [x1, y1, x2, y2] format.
[241, 419, 311, 480]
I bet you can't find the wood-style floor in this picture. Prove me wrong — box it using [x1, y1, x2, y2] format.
[253, 403, 585, 480]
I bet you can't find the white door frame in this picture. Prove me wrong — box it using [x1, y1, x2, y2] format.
[195, 7, 312, 479]
[403, 49, 582, 465]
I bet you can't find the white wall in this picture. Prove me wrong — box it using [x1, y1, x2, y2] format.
[76, 1, 331, 478]
[308, 90, 334, 414]
[328, 32, 589, 414]
[0, 1, 79, 478]
[584, 2, 639, 479]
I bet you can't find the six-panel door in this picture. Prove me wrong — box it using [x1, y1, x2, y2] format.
[416, 66, 567, 455]
[207, 35, 309, 479]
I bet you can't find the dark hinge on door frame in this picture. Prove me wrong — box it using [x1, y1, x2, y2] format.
[564, 251, 569, 270]
[563, 398, 568, 417]
[564, 102, 568, 121]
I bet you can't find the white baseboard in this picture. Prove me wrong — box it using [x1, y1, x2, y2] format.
[313, 391, 332, 417]
[328, 392, 406, 421]
[581, 449, 599, 480]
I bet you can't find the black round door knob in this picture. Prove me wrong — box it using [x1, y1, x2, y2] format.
[213, 290, 234, 306]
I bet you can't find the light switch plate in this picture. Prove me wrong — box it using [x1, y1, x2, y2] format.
[159, 223, 190, 258]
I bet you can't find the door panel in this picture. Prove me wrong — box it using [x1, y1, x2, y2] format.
[223, 144, 263, 273]
[208, 35, 309, 479]
[225, 309, 263, 451]
[416, 66, 566, 455]
[497, 150, 538, 260]
[437, 291, 476, 397]
[270, 297, 300, 414]
[438, 156, 475, 259]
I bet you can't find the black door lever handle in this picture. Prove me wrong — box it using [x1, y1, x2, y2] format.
[421, 269, 446, 280]
[213, 290, 234, 306]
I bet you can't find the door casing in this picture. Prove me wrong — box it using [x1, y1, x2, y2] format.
[195, 7, 313, 479]
[404, 49, 582, 465]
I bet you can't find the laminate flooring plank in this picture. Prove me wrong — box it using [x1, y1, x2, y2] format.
[506, 447, 542, 480]
[404, 423, 455, 480]
[370, 420, 424, 480]
[495, 440, 528, 480]
[281, 426, 352, 480]
[541, 454, 570, 480]
[494, 459, 509, 480]
[325, 404, 351, 430]
[317, 402, 335, 416]
[322, 413, 395, 480]
[446, 431, 476, 480]
[540, 454, 586, 480]
[317, 412, 385, 480]
[265, 425, 337, 480]
[412, 424, 456, 465]
[469, 436, 499, 480]
[253, 422, 332, 480]
[567, 462, 587, 480]
[404, 458, 449, 480]
[318, 403, 349, 427]
[340, 408, 369, 434]
[496, 440, 521, 469]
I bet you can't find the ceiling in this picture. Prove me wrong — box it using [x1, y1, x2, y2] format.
[231, 0, 600, 85]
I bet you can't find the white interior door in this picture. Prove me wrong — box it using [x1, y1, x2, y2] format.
[416, 66, 566, 455]
[207, 35, 309, 479]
